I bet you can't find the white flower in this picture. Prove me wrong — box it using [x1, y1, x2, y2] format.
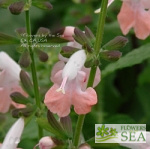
[1, 117, 24, 149]
[56, 50, 86, 94]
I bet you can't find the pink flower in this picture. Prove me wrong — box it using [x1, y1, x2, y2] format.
[62, 26, 75, 41]
[44, 50, 100, 117]
[0, 52, 26, 113]
[34, 136, 56, 149]
[117, 0, 150, 39]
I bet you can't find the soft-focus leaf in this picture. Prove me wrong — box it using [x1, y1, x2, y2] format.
[136, 85, 150, 117]
[32, 0, 53, 10]
[0, 32, 20, 45]
[102, 43, 150, 77]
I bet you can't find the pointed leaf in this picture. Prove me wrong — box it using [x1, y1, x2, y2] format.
[102, 43, 150, 78]
[0, 32, 20, 45]
[32, 0, 53, 10]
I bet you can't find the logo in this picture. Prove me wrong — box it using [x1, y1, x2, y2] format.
[95, 124, 146, 143]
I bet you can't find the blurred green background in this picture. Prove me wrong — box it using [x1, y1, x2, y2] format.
[0, 0, 150, 148]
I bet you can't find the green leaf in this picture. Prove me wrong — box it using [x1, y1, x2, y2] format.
[0, 32, 20, 45]
[102, 43, 150, 78]
[32, 0, 53, 10]
[136, 85, 150, 117]
[0, 0, 18, 8]
[36, 118, 68, 140]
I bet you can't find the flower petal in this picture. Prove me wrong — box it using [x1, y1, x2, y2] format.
[72, 87, 97, 115]
[0, 87, 11, 113]
[134, 10, 150, 39]
[82, 67, 101, 89]
[1, 117, 24, 149]
[0, 52, 21, 82]
[117, 2, 135, 35]
[51, 61, 65, 84]
[44, 84, 71, 117]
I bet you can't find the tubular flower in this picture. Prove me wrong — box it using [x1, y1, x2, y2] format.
[118, 0, 150, 39]
[44, 50, 100, 117]
[1, 117, 24, 149]
[34, 136, 56, 149]
[0, 52, 26, 113]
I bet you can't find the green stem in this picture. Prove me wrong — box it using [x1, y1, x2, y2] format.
[25, 10, 43, 138]
[73, 0, 108, 148]
[25, 10, 41, 108]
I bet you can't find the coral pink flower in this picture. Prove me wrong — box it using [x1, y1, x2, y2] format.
[44, 50, 100, 117]
[34, 136, 56, 149]
[0, 52, 26, 113]
[118, 0, 150, 39]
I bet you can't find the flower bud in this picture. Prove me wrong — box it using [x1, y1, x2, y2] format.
[62, 26, 75, 41]
[36, 27, 50, 36]
[37, 49, 49, 62]
[61, 46, 79, 58]
[100, 50, 122, 61]
[10, 92, 29, 105]
[12, 106, 35, 118]
[102, 36, 128, 51]
[9, 1, 25, 15]
[19, 51, 31, 68]
[20, 70, 34, 97]
[34, 136, 56, 149]
[74, 28, 91, 46]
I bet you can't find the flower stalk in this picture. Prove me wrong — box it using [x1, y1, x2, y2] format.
[25, 10, 43, 138]
[73, 0, 108, 148]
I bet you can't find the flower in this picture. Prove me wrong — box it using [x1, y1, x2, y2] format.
[0, 117, 24, 149]
[62, 26, 75, 41]
[117, 0, 150, 39]
[120, 132, 150, 149]
[34, 136, 56, 149]
[44, 50, 100, 117]
[0, 52, 26, 113]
